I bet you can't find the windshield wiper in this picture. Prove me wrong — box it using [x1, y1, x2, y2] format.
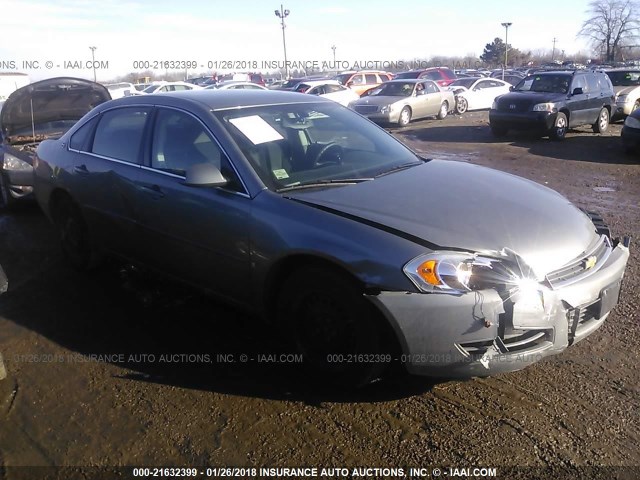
[374, 161, 423, 178]
[276, 178, 373, 193]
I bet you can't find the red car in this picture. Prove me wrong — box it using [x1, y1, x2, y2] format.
[394, 67, 457, 87]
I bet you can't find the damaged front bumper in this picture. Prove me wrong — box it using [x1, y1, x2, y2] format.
[367, 239, 630, 378]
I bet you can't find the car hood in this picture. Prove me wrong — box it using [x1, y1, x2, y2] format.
[614, 85, 639, 96]
[1, 77, 111, 141]
[286, 160, 598, 277]
[494, 90, 566, 106]
[353, 96, 410, 107]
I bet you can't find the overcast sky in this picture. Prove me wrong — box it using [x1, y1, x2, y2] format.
[0, 0, 595, 81]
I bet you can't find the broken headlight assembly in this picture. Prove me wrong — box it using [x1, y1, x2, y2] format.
[3, 153, 32, 172]
[403, 251, 539, 295]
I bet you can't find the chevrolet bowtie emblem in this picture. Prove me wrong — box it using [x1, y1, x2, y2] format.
[584, 255, 597, 270]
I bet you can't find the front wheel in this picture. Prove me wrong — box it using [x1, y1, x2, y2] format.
[437, 101, 449, 120]
[455, 96, 468, 114]
[0, 175, 16, 210]
[592, 107, 610, 133]
[549, 112, 567, 141]
[398, 107, 412, 127]
[277, 267, 389, 388]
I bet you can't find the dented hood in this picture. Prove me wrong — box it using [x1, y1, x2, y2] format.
[287, 161, 598, 277]
[0, 77, 111, 141]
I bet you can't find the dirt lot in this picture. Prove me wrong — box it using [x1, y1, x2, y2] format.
[0, 111, 638, 479]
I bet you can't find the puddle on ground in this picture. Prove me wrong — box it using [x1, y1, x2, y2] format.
[592, 186, 616, 193]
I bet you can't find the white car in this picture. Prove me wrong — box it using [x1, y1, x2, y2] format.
[105, 82, 137, 99]
[205, 81, 267, 90]
[446, 78, 512, 114]
[138, 81, 202, 94]
[293, 80, 360, 107]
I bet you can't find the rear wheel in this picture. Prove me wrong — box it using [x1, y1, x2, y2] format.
[455, 96, 468, 114]
[398, 107, 412, 127]
[549, 112, 567, 141]
[54, 198, 99, 271]
[437, 101, 449, 120]
[592, 107, 609, 133]
[277, 267, 389, 388]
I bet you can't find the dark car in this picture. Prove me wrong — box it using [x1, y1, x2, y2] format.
[0, 77, 111, 208]
[621, 107, 640, 154]
[394, 68, 457, 87]
[489, 70, 615, 140]
[32, 90, 629, 386]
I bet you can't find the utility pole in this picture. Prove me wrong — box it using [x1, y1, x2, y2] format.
[331, 45, 336, 66]
[552, 38, 557, 62]
[274, 5, 290, 79]
[89, 46, 97, 82]
[501, 22, 512, 80]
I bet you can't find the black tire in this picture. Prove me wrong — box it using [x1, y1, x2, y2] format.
[437, 101, 449, 120]
[277, 267, 389, 388]
[592, 107, 610, 133]
[397, 106, 412, 127]
[549, 112, 568, 141]
[490, 123, 508, 137]
[0, 175, 16, 210]
[54, 198, 99, 271]
[455, 96, 468, 114]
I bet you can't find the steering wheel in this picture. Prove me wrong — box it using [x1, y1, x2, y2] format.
[311, 142, 343, 167]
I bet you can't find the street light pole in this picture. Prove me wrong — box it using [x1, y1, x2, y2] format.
[501, 22, 512, 80]
[331, 45, 336, 66]
[274, 5, 290, 79]
[89, 46, 97, 82]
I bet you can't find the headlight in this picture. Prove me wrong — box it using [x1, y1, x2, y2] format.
[380, 105, 391, 114]
[617, 94, 628, 103]
[532, 103, 557, 112]
[3, 153, 32, 172]
[403, 251, 539, 295]
[491, 100, 497, 110]
[624, 115, 640, 129]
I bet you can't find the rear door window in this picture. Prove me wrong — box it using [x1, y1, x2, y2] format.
[91, 107, 150, 163]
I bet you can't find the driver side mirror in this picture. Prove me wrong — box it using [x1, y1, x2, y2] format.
[346, 81, 353, 87]
[509, 85, 514, 91]
[416, 89, 426, 96]
[183, 163, 228, 187]
[571, 87, 583, 95]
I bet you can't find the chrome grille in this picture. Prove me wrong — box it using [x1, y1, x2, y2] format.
[353, 105, 379, 114]
[546, 235, 612, 289]
[460, 330, 550, 356]
[497, 99, 531, 113]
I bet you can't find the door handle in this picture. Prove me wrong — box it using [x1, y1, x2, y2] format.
[138, 184, 165, 198]
[73, 164, 89, 175]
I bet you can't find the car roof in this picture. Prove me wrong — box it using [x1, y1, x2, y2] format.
[297, 80, 341, 86]
[386, 79, 427, 84]
[107, 89, 332, 111]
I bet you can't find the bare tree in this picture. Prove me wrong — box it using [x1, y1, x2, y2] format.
[579, 0, 640, 61]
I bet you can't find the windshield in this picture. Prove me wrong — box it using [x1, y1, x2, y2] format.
[395, 71, 421, 79]
[335, 74, 353, 85]
[449, 78, 477, 89]
[606, 71, 640, 87]
[514, 74, 570, 93]
[143, 84, 160, 93]
[214, 102, 421, 191]
[371, 82, 416, 97]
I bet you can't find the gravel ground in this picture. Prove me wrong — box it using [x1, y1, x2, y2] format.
[0, 111, 638, 479]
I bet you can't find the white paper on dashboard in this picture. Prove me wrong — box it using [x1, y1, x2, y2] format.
[229, 115, 284, 145]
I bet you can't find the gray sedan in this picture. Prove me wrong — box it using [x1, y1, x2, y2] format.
[350, 79, 455, 126]
[33, 90, 629, 386]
